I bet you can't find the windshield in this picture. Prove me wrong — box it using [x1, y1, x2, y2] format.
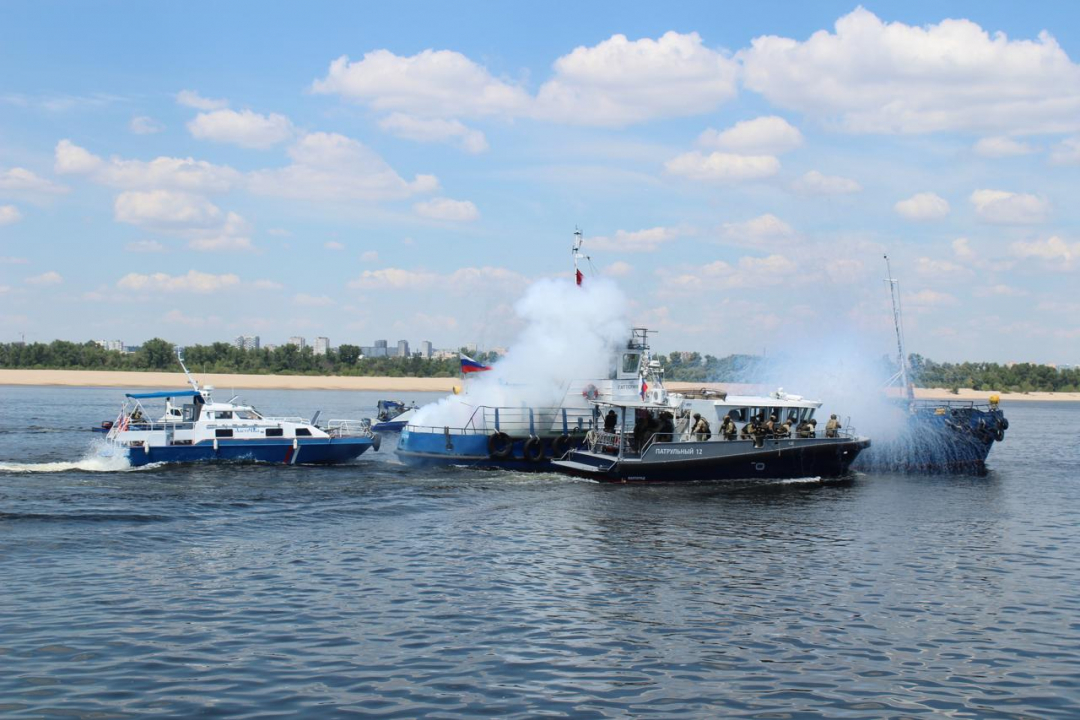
[234, 409, 261, 420]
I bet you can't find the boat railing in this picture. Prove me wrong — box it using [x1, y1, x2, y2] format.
[325, 418, 373, 438]
[408, 405, 594, 437]
[261, 416, 306, 424]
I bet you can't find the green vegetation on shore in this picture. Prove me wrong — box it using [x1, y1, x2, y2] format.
[1, 340, 1078, 392]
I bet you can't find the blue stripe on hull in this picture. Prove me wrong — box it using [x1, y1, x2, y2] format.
[124, 437, 373, 467]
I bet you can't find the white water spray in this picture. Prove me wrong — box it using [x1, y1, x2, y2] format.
[412, 277, 630, 428]
[0, 439, 134, 473]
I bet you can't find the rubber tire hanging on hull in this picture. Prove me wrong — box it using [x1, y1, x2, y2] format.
[522, 436, 545, 463]
[488, 432, 513, 459]
[551, 434, 571, 459]
[372, 433, 382, 452]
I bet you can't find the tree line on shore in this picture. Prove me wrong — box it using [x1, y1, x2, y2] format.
[1, 339, 1078, 392]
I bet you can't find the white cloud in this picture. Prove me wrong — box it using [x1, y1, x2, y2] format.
[130, 116, 165, 135]
[25, 271, 62, 286]
[720, 214, 796, 245]
[268, 228, 292, 237]
[186, 212, 254, 253]
[324, 241, 345, 250]
[894, 192, 950, 221]
[974, 284, 1027, 297]
[293, 293, 334, 307]
[907, 289, 958, 307]
[360, 250, 379, 262]
[313, 50, 530, 118]
[125, 239, 167, 253]
[0, 256, 28, 264]
[970, 189, 1049, 224]
[413, 197, 479, 221]
[187, 109, 294, 149]
[348, 265, 525, 293]
[952, 237, 976, 260]
[0, 167, 68, 195]
[1049, 137, 1080, 165]
[588, 226, 680, 253]
[534, 32, 739, 126]
[114, 190, 223, 230]
[164, 309, 221, 327]
[314, 32, 739, 127]
[665, 151, 780, 181]
[655, 253, 802, 296]
[249, 132, 438, 202]
[0, 205, 22, 225]
[378, 113, 488, 153]
[792, 170, 861, 195]
[1010, 235, 1080, 266]
[55, 140, 240, 193]
[740, 8, 1080, 135]
[974, 136, 1035, 158]
[915, 256, 971, 277]
[176, 90, 228, 111]
[697, 116, 803, 154]
[603, 260, 633, 277]
[117, 270, 241, 293]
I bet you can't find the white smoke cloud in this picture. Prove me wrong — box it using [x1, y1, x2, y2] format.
[412, 277, 630, 428]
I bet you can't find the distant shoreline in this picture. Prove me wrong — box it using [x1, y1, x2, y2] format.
[0, 369, 1077, 402]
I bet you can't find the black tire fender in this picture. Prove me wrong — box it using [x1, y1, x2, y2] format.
[372, 433, 382, 452]
[522, 436, 545, 463]
[488, 432, 513, 459]
[551, 434, 571, 458]
[994, 428, 1005, 442]
[1001, 418, 1009, 430]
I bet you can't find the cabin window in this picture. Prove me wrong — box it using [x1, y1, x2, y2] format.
[215, 429, 233, 438]
[724, 407, 747, 422]
[265, 428, 283, 437]
[235, 410, 260, 420]
[214, 411, 234, 420]
[622, 353, 640, 374]
[295, 428, 312, 437]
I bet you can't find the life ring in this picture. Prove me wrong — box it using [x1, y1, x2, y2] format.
[488, 431, 513, 459]
[371, 433, 382, 452]
[551, 434, 571, 458]
[522, 436, 545, 463]
[582, 384, 600, 401]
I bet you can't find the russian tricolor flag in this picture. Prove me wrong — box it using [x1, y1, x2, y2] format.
[460, 353, 492, 374]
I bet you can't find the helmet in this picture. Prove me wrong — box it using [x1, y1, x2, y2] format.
[831, 414, 837, 419]
[693, 413, 701, 419]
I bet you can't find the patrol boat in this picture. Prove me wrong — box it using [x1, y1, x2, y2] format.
[103, 349, 380, 467]
[854, 257, 1008, 474]
[551, 375, 871, 483]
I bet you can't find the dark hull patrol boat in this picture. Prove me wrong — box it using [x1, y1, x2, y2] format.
[854, 256, 1008, 474]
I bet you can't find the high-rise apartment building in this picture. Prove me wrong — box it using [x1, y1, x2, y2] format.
[420, 340, 432, 359]
[396, 340, 410, 358]
[314, 337, 330, 356]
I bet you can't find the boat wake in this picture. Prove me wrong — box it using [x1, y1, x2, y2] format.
[0, 442, 133, 473]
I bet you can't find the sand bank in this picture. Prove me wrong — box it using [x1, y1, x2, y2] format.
[0, 369, 459, 392]
[1, 369, 1077, 402]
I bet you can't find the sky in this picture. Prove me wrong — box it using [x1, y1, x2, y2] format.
[1, 1, 1078, 364]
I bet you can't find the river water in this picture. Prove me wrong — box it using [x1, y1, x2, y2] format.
[1, 386, 1078, 718]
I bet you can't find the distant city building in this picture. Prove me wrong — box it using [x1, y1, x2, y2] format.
[396, 340, 410, 358]
[433, 349, 457, 360]
[263, 343, 278, 351]
[360, 346, 388, 358]
[97, 340, 124, 352]
[374, 339, 388, 350]
[420, 340, 433, 359]
[314, 337, 330, 356]
[234, 335, 260, 351]
[287, 336, 307, 350]
[465, 342, 478, 354]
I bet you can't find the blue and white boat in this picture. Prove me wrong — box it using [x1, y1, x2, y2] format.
[103, 349, 380, 467]
[371, 400, 418, 433]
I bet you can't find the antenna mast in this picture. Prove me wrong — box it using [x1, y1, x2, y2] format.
[175, 346, 201, 394]
[884, 255, 912, 399]
[572, 228, 588, 286]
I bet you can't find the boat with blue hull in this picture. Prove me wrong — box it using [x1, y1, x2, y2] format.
[856, 256, 1008, 474]
[854, 398, 1007, 474]
[397, 406, 591, 470]
[103, 350, 380, 467]
[371, 400, 417, 433]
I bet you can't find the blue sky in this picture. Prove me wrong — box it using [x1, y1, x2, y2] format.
[1, 2, 1078, 363]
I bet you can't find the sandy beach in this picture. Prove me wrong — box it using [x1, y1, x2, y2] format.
[1, 369, 1077, 402]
